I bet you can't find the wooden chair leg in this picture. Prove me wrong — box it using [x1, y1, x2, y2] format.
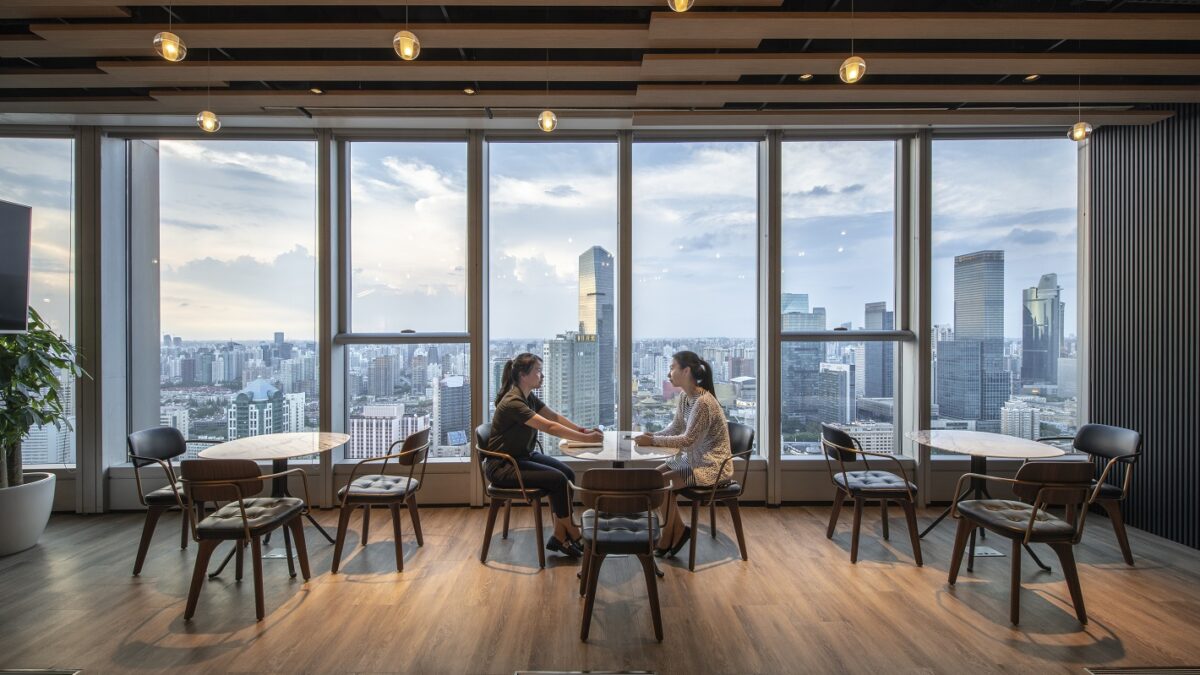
[250, 536, 265, 621]
[639, 554, 664, 642]
[289, 518, 310, 581]
[331, 501, 354, 574]
[1101, 500, 1135, 565]
[1050, 542, 1087, 624]
[580, 553, 605, 642]
[502, 499, 512, 539]
[902, 499, 923, 566]
[282, 524, 297, 579]
[710, 500, 718, 539]
[133, 505, 167, 576]
[880, 500, 890, 540]
[948, 518, 972, 585]
[688, 496, 700, 572]
[389, 503, 405, 572]
[235, 540, 245, 581]
[480, 499, 502, 564]
[727, 500, 748, 561]
[850, 497, 864, 564]
[532, 498, 546, 569]
[361, 505, 371, 547]
[826, 487, 844, 539]
[1010, 537, 1023, 625]
[407, 495, 424, 547]
[184, 540, 219, 620]
[578, 541, 592, 597]
[179, 507, 190, 550]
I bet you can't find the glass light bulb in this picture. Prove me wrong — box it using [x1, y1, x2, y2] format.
[1068, 121, 1093, 142]
[393, 30, 420, 61]
[668, 0, 695, 11]
[538, 110, 558, 133]
[839, 55, 866, 84]
[196, 110, 221, 133]
[153, 31, 187, 62]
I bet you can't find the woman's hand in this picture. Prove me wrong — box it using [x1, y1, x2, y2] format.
[632, 433, 655, 446]
[583, 429, 604, 443]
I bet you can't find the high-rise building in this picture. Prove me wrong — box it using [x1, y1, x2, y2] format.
[490, 357, 508, 406]
[832, 421, 895, 455]
[579, 246, 614, 427]
[543, 331, 599, 429]
[864, 301, 894, 398]
[411, 349, 429, 394]
[348, 404, 403, 460]
[160, 406, 190, 438]
[1000, 398, 1042, 440]
[782, 298, 826, 424]
[367, 356, 394, 398]
[1058, 357, 1079, 398]
[1022, 273, 1065, 386]
[433, 375, 471, 448]
[731, 375, 757, 404]
[283, 392, 306, 432]
[227, 379, 285, 440]
[818, 362, 856, 424]
[953, 250, 1005, 340]
[936, 339, 1009, 423]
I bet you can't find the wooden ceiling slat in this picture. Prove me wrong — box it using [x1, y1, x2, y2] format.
[97, 60, 643, 83]
[40, 0, 780, 6]
[632, 109, 1175, 127]
[633, 84, 1200, 106]
[0, 70, 231, 89]
[147, 89, 639, 112]
[0, 6, 129, 19]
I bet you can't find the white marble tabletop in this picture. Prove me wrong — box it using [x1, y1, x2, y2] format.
[906, 430, 1065, 460]
[199, 432, 351, 462]
[558, 430, 681, 464]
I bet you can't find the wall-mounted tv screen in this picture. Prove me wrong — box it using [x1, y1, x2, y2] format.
[0, 200, 32, 333]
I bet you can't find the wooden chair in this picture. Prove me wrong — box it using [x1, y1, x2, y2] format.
[474, 424, 549, 568]
[331, 428, 430, 573]
[1040, 423, 1143, 565]
[821, 423, 922, 566]
[948, 460, 1094, 625]
[679, 421, 754, 571]
[180, 458, 311, 622]
[571, 468, 673, 642]
[127, 427, 204, 576]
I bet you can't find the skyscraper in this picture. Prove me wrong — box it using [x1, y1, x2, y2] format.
[818, 362, 855, 424]
[1022, 273, 1065, 386]
[367, 356, 394, 398]
[227, 379, 285, 439]
[782, 297, 826, 425]
[1001, 398, 1042, 440]
[579, 246, 614, 427]
[543, 331, 600, 429]
[349, 404, 403, 460]
[954, 250, 1005, 340]
[938, 250, 1009, 430]
[433, 375, 471, 448]
[864, 301, 894, 398]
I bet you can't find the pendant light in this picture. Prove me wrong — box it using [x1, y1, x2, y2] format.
[839, 0, 866, 84]
[393, 6, 420, 61]
[1068, 73, 1092, 142]
[153, 6, 187, 62]
[196, 49, 220, 132]
[538, 45, 557, 132]
[667, 0, 695, 11]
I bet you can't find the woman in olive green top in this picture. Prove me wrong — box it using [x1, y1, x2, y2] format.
[488, 353, 603, 558]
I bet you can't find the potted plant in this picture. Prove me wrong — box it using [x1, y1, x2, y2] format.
[0, 307, 84, 556]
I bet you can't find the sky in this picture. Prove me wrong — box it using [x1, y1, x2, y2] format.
[2, 135, 1078, 342]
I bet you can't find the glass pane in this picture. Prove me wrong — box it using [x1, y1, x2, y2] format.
[931, 139, 1079, 448]
[349, 142, 468, 332]
[781, 140, 896, 332]
[157, 140, 319, 457]
[781, 341, 898, 457]
[0, 137, 75, 465]
[632, 142, 758, 450]
[346, 343, 471, 458]
[488, 142, 618, 455]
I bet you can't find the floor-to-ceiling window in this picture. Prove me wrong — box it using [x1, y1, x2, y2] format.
[930, 138, 1079, 448]
[0, 137, 75, 466]
[632, 141, 759, 450]
[487, 141, 618, 455]
[780, 139, 899, 457]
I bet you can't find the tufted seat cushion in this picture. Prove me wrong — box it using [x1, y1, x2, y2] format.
[1091, 481, 1123, 501]
[145, 482, 184, 505]
[581, 510, 661, 555]
[680, 481, 742, 502]
[834, 470, 915, 496]
[487, 485, 547, 501]
[956, 499, 1077, 542]
[196, 497, 304, 540]
[339, 475, 418, 502]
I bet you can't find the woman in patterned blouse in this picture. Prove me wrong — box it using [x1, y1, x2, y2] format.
[633, 350, 733, 557]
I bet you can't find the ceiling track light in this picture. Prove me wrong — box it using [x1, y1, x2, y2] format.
[394, 6, 420, 60]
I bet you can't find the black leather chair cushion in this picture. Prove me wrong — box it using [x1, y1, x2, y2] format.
[680, 481, 742, 502]
[145, 482, 184, 505]
[486, 485, 547, 501]
[338, 475, 418, 502]
[834, 470, 915, 496]
[1091, 481, 1123, 501]
[581, 509, 661, 555]
[956, 499, 1077, 542]
[196, 497, 304, 540]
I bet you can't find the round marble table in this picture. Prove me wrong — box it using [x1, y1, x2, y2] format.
[558, 430, 680, 468]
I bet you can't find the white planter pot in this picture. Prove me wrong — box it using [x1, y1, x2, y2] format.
[0, 472, 56, 557]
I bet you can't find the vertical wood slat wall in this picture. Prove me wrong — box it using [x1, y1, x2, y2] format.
[1090, 104, 1200, 549]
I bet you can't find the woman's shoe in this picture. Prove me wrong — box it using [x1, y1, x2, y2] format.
[666, 526, 692, 558]
[546, 536, 582, 559]
[653, 546, 670, 558]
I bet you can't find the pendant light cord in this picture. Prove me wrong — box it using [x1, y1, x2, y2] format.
[850, 0, 855, 55]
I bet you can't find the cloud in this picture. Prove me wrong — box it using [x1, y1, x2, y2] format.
[544, 184, 580, 198]
[1004, 227, 1058, 246]
[163, 217, 223, 232]
[161, 140, 315, 186]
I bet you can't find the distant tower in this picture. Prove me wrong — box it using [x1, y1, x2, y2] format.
[579, 246, 614, 426]
[1021, 273, 1065, 386]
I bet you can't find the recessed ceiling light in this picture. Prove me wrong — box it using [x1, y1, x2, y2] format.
[1023, 74, 1041, 82]
[463, 87, 476, 95]
[799, 73, 814, 81]
[309, 87, 324, 94]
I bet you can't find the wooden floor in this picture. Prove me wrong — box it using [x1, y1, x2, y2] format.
[3, 504, 1200, 674]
